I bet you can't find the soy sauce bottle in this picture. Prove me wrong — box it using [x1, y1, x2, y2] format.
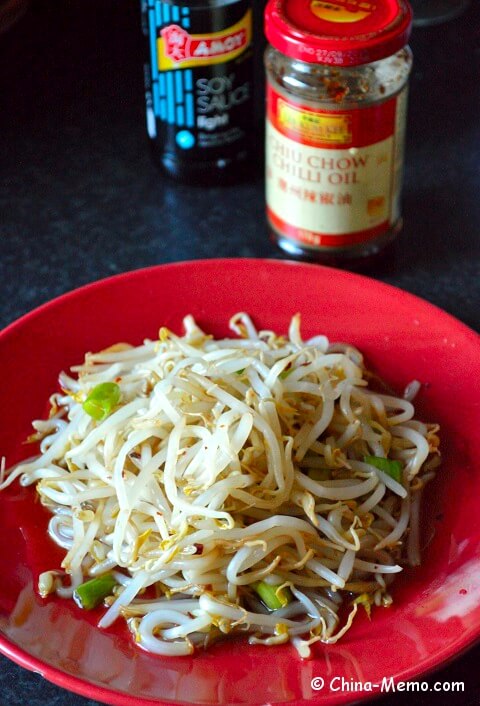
[141, 0, 254, 184]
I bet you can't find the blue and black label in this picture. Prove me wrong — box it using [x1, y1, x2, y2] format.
[142, 0, 253, 166]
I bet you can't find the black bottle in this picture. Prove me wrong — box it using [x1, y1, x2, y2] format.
[141, 0, 254, 184]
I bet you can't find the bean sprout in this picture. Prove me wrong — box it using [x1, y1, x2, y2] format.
[0, 314, 440, 657]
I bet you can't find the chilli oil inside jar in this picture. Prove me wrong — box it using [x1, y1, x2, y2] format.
[264, 0, 413, 264]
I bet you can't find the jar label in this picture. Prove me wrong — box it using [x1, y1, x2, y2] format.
[158, 12, 251, 70]
[266, 84, 408, 249]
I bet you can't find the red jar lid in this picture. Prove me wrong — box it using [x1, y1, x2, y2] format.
[265, 0, 412, 67]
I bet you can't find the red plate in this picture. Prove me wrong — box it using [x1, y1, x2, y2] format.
[1, 259, 479, 706]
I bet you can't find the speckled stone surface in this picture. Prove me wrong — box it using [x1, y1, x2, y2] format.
[0, 1, 479, 705]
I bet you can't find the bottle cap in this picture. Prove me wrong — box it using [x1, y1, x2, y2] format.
[265, 0, 412, 66]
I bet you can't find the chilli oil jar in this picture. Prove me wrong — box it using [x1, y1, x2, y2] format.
[264, 0, 413, 263]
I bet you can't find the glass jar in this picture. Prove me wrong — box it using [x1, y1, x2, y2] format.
[264, 0, 413, 265]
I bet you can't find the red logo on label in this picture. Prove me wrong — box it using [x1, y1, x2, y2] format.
[160, 24, 248, 63]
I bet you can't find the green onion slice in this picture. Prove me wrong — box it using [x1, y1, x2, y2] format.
[364, 455, 402, 483]
[83, 382, 121, 421]
[73, 573, 118, 610]
[253, 581, 292, 610]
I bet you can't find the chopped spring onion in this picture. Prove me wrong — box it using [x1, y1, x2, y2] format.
[364, 455, 402, 483]
[73, 573, 118, 610]
[82, 382, 121, 421]
[253, 581, 292, 610]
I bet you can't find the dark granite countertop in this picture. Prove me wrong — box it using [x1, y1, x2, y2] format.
[1, 1, 479, 705]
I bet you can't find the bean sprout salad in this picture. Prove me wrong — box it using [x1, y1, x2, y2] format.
[0, 314, 440, 657]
